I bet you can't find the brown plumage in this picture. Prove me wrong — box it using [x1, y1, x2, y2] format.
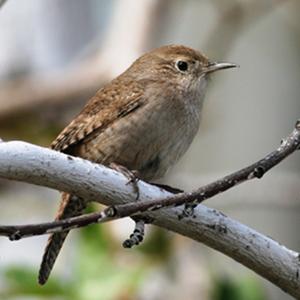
[38, 45, 237, 284]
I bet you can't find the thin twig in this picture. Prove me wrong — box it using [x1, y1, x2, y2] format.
[0, 207, 116, 240]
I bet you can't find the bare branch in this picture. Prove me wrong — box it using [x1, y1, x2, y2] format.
[0, 121, 299, 296]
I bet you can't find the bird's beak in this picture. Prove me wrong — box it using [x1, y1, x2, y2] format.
[204, 61, 239, 74]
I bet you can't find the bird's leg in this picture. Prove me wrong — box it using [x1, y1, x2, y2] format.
[109, 163, 150, 248]
[126, 170, 141, 200]
[122, 183, 186, 247]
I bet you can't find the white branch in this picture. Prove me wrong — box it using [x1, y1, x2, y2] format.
[0, 140, 299, 297]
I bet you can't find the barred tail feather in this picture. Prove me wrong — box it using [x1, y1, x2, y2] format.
[38, 193, 87, 285]
[38, 231, 69, 284]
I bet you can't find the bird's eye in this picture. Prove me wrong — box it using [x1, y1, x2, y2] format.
[175, 60, 188, 72]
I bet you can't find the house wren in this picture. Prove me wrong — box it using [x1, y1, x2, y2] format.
[38, 44, 237, 284]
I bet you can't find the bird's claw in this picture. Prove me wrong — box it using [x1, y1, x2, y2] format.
[122, 218, 145, 248]
[109, 163, 140, 200]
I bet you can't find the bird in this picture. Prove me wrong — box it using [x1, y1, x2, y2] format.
[38, 44, 237, 285]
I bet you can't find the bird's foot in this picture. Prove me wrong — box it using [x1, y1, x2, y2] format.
[123, 217, 145, 248]
[109, 163, 140, 200]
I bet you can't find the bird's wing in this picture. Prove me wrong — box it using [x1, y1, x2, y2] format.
[51, 78, 146, 153]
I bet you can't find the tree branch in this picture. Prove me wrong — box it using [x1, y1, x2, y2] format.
[0, 121, 299, 296]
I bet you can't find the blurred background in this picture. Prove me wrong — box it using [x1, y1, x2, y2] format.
[0, 0, 299, 299]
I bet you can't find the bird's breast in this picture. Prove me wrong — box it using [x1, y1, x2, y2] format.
[76, 87, 205, 181]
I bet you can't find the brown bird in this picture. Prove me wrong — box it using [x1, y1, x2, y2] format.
[38, 44, 237, 284]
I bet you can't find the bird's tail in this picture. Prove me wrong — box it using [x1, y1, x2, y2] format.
[38, 192, 87, 285]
